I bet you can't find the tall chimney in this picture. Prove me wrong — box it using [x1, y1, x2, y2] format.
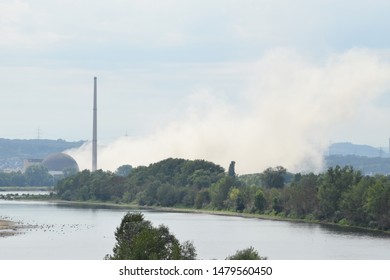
[92, 77, 97, 171]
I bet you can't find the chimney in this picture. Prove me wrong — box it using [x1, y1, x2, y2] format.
[92, 77, 97, 171]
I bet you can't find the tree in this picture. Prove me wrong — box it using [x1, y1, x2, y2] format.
[261, 166, 287, 189]
[228, 187, 245, 212]
[116, 165, 133, 177]
[24, 165, 52, 186]
[9, 171, 26, 186]
[210, 176, 236, 209]
[317, 166, 361, 221]
[365, 177, 390, 230]
[254, 189, 267, 213]
[156, 183, 179, 207]
[340, 176, 372, 226]
[194, 189, 211, 209]
[284, 173, 319, 218]
[226, 247, 267, 260]
[107, 212, 197, 260]
[228, 161, 236, 177]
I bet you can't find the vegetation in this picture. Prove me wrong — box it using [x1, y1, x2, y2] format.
[226, 247, 267, 260]
[55, 158, 390, 232]
[105, 212, 196, 260]
[0, 165, 69, 187]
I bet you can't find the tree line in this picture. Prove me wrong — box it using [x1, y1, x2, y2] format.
[0, 165, 78, 187]
[0, 165, 56, 187]
[55, 158, 390, 231]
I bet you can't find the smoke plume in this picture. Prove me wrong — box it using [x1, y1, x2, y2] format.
[66, 48, 390, 174]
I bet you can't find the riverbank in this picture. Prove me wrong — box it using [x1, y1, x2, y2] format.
[49, 199, 390, 236]
[0, 219, 17, 237]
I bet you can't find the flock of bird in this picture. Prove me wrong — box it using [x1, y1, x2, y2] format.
[21, 222, 94, 235]
[0, 215, 95, 236]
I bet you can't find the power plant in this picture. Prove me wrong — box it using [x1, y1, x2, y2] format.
[92, 77, 97, 172]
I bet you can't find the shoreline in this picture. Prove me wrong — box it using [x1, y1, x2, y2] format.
[0, 219, 18, 237]
[51, 200, 390, 236]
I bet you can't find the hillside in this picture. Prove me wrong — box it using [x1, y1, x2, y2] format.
[328, 142, 388, 157]
[325, 155, 390, 175]
[326, 142, 390, 175]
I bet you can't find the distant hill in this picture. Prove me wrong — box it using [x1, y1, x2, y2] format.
[325, 142, 390, 175]
[0, 138, 85, 171]
[325, 155, 390, 175]
[328, 142, 389, 157]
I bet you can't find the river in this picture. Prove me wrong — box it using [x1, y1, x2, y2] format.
[0, 197, 389, 260]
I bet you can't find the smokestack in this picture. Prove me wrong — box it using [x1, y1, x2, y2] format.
[92, 77, 97, 171]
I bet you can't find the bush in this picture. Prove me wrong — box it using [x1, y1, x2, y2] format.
[106, 212, 197, 260]
[226, 246, 267, 260]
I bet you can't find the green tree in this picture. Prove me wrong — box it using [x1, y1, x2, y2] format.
[365, 177, 390, 230]
[284, 173, 318, 218]
[261, 166, 287, 189]
[254, 189, 267, 213]
[341, 176, 372, 226]
[10, 171, 26, 186]
[226, 246, 267, 260]
[228, 161, 236, 177]
[317, 166, 361, 221]
[107, 212, 197, 260]
[194, 189, 211, 209]
[227, 187, 245, 212]
[210, 176, 236, 209]
[156, 183, 179, 207]
[116, 165, 133, 177]
[24, 165, 52, 186]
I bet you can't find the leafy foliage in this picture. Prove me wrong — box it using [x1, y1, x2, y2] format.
[106, 212, 196, 260]
[0, 166, 54, 186]
[228, 161, 236, 177]
[261, 166, 287, 188]
[226, 246, 267, 260]
[57, 158, 224, 205]
[115, 165, 133, 177]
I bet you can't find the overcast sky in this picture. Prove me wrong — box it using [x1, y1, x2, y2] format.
[2, 0, 390, 172]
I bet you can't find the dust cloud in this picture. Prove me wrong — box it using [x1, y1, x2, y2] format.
[66, 48, 390, 174]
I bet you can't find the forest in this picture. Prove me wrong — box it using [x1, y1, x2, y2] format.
[55, 158, 390, 231]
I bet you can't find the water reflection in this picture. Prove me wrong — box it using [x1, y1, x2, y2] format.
[319, 223, 390, 238]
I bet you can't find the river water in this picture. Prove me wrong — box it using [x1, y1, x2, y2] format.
[0, 197, 389, 260]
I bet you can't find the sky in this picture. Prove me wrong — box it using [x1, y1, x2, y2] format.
[2, 0, 390, 173]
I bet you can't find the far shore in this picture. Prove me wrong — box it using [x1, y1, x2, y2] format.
[0, 186, 54, 191]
